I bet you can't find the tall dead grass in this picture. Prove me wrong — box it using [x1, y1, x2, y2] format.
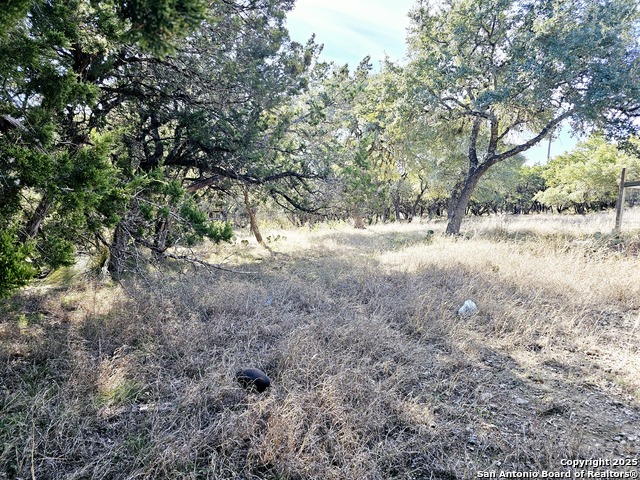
[1, 212, 639, 479]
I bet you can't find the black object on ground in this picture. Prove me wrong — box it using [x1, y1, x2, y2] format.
[236, 368, 271, 393]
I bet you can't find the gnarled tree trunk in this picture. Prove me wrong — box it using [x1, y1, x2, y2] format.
[153, 216, 171, 259]
[20, 195, 52, 241]
[446, 168, 486, 235]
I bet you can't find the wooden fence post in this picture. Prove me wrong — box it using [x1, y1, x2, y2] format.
[614, 168, 627, 233]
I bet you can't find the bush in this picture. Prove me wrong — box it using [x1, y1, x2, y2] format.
[0, 228, 37, 298]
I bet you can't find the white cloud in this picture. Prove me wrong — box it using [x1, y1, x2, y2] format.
[286, 0, 416, 67]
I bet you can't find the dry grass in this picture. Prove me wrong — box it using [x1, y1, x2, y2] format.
[1, 211, 639, 479]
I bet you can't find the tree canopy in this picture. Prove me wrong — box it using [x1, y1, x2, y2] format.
[407, 0, 640, 233]
[1, 0, 639, 296]
[0, 0, 321, 292]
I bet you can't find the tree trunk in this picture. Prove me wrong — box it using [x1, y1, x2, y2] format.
[410, 180, 428, 223]
[243, 186, 263, 244]
[153, 216, 171, 259]
[446, 169, 485, 235]
[381, 207, 389, 223]
[108, 222, 128, 280]
[394, 192, 400, 222]
[20, 195, 52, 241]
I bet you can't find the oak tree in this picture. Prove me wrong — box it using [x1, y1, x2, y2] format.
[407, 0, 640, 233]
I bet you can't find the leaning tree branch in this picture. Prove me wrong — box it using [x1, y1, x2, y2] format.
[268, 188, 326, 214]
[487, 109, 575, 167]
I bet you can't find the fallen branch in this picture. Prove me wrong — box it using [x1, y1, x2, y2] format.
[162, 251, 256, 274]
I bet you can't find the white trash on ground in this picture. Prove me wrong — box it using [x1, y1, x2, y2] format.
[458, 300, 479, 317]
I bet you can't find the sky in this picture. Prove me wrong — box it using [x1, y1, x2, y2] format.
[285, 0, 579, 164]
[286, 0, 415, 68]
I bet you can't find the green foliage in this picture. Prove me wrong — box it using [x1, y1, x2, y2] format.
[308, 59, 414, 219]
[3, 0, 637, 292]
[1, 126, 124, 274]
[109, 165, 234, 257]
[535, 135, 640, 212]
[116, 0, 208, 54]
[0, 0, 31, 35]
[1, 0, 315, 291]
[0, 228, 37, 298]
[470, 157, 527, 214]
[511, 165, 547, 214]
[179, 200, 233, 245]
[38, 236, 76, 270]
[406, 0, 640, 232]
[0, 0, 197, 295]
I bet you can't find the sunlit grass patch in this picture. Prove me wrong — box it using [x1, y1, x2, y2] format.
[97, 379, 146, 407]
[42, 265, 78, 288]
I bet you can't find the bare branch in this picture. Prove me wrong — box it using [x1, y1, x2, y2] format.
[161, 252, 256, 274]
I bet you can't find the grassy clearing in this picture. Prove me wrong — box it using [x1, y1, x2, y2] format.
[1, 211, 639, 479]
